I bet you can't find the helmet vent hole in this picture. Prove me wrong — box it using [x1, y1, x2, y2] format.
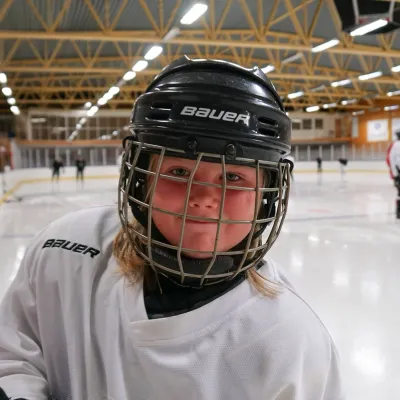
[152, 101, 173, 110]
[258, 116, 279, 137]
[146, 111, 171, 121]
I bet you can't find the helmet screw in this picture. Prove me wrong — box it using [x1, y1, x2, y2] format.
[187, 140, 197, 151]
[225, 144, 236, 160]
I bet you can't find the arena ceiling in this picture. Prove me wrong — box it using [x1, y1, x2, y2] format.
[0, 0, 400, 115]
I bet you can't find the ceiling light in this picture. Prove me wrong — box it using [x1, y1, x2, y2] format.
[391, 65, 400, 72]
[358, 71, 382, 81]
[323, 102, 337, 109]
[123, 71, 136, 81]
[84, 102, 92, 108]
[352, 111, 365, 116]
[310, 84, 325, 92]
[0, 73, 7, 84]
[2, 87, 12, 96]
[132, 60, 148, 72]
[112, 130, 119, 136]
[103, 92, 113, 100]
[331, 79, 351, 87]
[76, 124, 82, 130]
[108, 86, 120, 96]
[341, 99, 357, 105]
[79, 118, 87, 125]
[350, 19, 388, 36]
[87, 106, 99, 116]
[287, 91, 304, 99]
[97, 97, 108, 105]
[282, 52, 303, 64]
[384, 105, 399, 111]
[144, 45, 163, 60]
[261, 65, 275, 74]
[10, 106, 20, 115]
[387, 89, 400, 96]
[306, 105, 320, 112]
[7, 97, 16, 105]
[180, 3, 208, 25]
[163, 27, 180, 41]
[311, 39, 340, 53]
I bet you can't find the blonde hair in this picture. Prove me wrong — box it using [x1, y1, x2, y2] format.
[113, 155, 280, 297]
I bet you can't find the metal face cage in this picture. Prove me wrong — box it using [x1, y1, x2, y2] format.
[117, 138, 291, 286]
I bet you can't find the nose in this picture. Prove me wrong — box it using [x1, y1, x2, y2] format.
[188, 183, 220, 210]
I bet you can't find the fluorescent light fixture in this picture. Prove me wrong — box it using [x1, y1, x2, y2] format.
[10, 106, 20, 115]
[0, 73, 7, 84]
[384, 105, 399, 111]
[109, 86, 120, 95]
[132, 60, 148, 72]
[261, 65, 275, 74]
[84, 102, 92, 108]
[311, 39, 340, 53]
[352, 110, 365, 116]
[76, 124, 82, 130]
[180, 3, 208, 25]
[387, 89, 400, 96]
[391, 65, 400, 72]
[112, 130, 119, 136]
[331, 79, 351, 87]
[323, 102, 337, 109]
[306, 105, 320, 112]
[79, 118, 87, 125]
[163, 27, 180, 41]
[358, 71, 382, 81]
[282, 52, 303, 64]
[310, 84, 325, 92]
[144, 45, 163, 60]
[350, 19, 388, 36]
[287, 91, 304, 99]
[341, 99, 357, 105]
[2, 87, 12, 96]
[87, 106, 99, 116]
[97, 97, 108, 105]
[123, 71, 136, 81]
[7, 97, 16, 105]
[103, 92, 113, 100]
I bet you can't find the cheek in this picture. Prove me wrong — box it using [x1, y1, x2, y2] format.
[152, 179, 187, 211]
[223, 190, 258, 220]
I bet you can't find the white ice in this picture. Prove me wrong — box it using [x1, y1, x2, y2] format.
[0, 167, 399, 400]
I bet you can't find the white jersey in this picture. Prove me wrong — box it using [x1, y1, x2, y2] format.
[0, 206, 344, 400]
[389, 140, 400, 177]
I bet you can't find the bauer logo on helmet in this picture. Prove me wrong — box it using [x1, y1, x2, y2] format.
[180, 105, 250, 125]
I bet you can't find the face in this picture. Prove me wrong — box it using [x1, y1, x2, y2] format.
[149, 156, 264, 259]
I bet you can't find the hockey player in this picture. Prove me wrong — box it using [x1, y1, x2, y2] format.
[51, 157, 64, 182]
[0, 57, 343, 400]
[388, 131, 400, 218]
[75, 153, 86, 186]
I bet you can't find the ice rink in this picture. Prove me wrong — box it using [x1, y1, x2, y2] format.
[0, 166, 399, 400]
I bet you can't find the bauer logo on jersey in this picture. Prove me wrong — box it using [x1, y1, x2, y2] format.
[42, 239, 100, 259]
[180, 106, 250, 125]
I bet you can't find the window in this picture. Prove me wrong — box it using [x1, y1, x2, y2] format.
[303, 119, 312, 130]
[315, 119, 324, 129]
[291, 121, 301, 130]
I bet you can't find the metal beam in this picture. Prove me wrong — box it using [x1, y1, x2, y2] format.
[0, 30, 398, 57]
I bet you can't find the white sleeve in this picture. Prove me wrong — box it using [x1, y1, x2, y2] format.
[389, 142, 400, 177]
[0, 237, 49, 400]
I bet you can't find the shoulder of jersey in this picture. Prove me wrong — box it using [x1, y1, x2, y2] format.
[32, 205, 120, 261]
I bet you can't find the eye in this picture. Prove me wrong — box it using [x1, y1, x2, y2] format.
[169, 168, 190, 177]
[225, 172, 242, 182]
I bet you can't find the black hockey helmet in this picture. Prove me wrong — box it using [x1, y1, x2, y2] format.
[118, 56, 292, 286]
